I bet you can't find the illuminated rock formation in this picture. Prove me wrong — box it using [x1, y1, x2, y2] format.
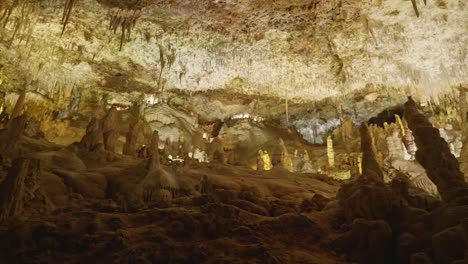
[262, 150, 272, 171]
[386, 127, 439, 197]
[326, 135, 334, 169]
[256, 150, 264, 171]
[360, 123, 384, 182]
[279, 139, 293, 172]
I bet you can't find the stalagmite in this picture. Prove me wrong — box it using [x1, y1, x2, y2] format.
[80, 118, 104, 151]
[395, 114, 405, 137]
[360, 123, 384, 182]
[404, 97, 468, 201]
[337, 122, 393, 229]
[357, 153, 362, 175]
[148, 130, 160, 169]
[402, 120, 417, 160]
[101, 106, 119, 152]
[327, 135, 335, 169]
[279, 138, 293, 172]
[262, 150, 272, 171]
[257, 150, 264, 171]
[10, 88, 26, 119]
[123, 120, 144, 156]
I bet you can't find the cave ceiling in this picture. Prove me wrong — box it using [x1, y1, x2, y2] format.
[0, 0, 466, 102]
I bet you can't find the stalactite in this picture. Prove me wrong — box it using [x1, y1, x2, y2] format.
[410, 0, 420, 17]
[61, 0, 76, 37]
[108, 8, 141, 51]
[1, 0, 19, 28]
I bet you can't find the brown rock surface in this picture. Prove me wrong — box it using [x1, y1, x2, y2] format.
[404, 97, 468, 201]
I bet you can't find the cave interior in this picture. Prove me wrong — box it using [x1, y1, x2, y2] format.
[0, 0, 467, 263]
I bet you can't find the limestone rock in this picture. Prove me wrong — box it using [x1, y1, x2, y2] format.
[123, 120, 144, 156]
[461, 140, 468, 182]
[101, 106, 119, 152]
[360, 123, 384, 182]
[333, 219, 392, 264]
[0, 115, 27, 157]
[338, 180, 393, 222]
[404, 97, 468, 201]
[80, 118, 104, 152]
[300, 194, 330, 212]
[410, 253, 433, 264]
[0, 158, 41, 221]
[10, 89, 26, 119]
[432, 225, 466, 264]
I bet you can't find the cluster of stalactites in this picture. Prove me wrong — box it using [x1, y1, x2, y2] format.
[108, 7, 142, 51]
[0, 1, 37, 47]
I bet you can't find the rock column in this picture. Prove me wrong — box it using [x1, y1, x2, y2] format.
[404, 96, 468, 201]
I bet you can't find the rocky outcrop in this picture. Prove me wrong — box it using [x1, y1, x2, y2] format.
[0, 115, 27, 158]
[10, 88, 26, 119]
[79, 106, 121, 153]
[404, 96, 468, 201]
[0, 158, 41, 221]
[333, 219, 393, 264]
[461, 142, 468, 182]
[385, 125, 439, 197]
